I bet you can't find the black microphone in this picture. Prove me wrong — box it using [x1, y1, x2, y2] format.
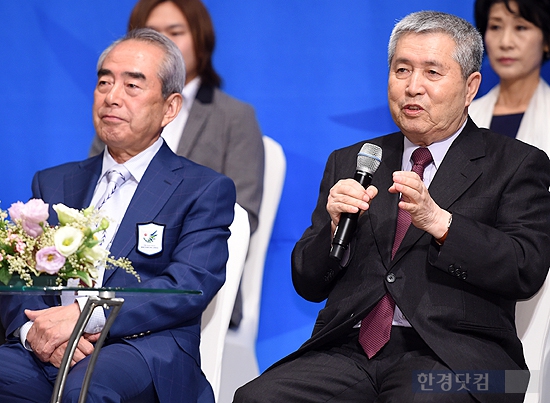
[329, 143, 382, 261]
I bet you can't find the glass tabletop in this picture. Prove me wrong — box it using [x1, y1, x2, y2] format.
[0, 285, 202, 295]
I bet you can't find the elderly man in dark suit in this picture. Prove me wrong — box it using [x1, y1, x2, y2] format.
[0, 28, 235, 403]
[234, 11, 550, 403]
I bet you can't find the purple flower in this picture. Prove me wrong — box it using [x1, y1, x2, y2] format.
[8, 199, 49, 237]
[7, 202, 24, 221]
[35, 246, 66, 275]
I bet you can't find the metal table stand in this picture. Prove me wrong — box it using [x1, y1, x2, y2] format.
[50, 291, 124, 403]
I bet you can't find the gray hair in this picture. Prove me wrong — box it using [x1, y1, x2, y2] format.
[388, 11, 484, 79]
[96, 28, 186, 99]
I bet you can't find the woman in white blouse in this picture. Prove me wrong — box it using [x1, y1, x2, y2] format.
[470, 0, 550, 153]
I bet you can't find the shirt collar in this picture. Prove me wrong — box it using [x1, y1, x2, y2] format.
[100, 136, 164, 183]
[402, 120, 466, 170]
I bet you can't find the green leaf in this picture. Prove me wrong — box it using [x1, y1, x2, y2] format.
[0, 267, 12, 286]
[72, 271, 93, 287]
[82, 237, 99, 249]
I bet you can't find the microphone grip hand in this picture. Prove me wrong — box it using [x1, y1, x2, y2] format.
[327, 142, 382, 262]
[328, 171, 373, 261]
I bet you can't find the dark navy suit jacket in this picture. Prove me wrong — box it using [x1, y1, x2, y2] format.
[1, 142, 236, 402]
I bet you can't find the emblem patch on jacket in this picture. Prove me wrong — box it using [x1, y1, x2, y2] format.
[137, 222, 165, 256]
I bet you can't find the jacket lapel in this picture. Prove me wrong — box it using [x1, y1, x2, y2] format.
[176, 84, 213, 157]
[63, 155, 102, 211]
[391, 119, 485, 263]
[368, 133, 404, 267]
[102, 144, 184, 283]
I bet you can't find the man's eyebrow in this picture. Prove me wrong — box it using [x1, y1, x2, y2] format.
[123, 71, 146, 80]
[393, 57, 444, 69]
[96, 69, 146, 81]
[97, 68, 113, 78]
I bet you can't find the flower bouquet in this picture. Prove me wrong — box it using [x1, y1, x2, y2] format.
[0, 199, 139, 287]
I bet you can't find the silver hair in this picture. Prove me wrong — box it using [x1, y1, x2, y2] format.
[96, 28, 186, 99]
[388, 11, 484, 79]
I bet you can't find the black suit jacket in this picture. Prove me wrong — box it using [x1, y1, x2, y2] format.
[288, 119, 550, 402]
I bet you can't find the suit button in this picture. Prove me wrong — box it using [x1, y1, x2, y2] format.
[386, 273, 396, 283]
[448, 264, 456, 275]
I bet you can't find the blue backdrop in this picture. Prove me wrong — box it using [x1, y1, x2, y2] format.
[2, 1, 549, 372]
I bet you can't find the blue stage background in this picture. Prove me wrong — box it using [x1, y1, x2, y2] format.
[2, 1, 549, 372]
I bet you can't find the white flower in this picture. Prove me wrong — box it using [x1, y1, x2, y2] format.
[54, 226, 84, 257]
[53, 204, 83, 225]
[81, 244, 109, 265]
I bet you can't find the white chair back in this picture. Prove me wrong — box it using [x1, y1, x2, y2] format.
[219, 136, 286, 402]
[201, 203, 250, 401]
[516, 275, 550, 403]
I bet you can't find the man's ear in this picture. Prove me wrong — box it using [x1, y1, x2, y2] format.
[161, 93, 183, 128]
[465, 72, 482, 107]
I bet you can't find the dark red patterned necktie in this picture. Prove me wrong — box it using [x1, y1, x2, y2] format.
[358, 147, 433, 358]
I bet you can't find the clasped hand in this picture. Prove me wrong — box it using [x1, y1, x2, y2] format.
[327, 171, 449, 239]
[25, 303, 100, 368]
